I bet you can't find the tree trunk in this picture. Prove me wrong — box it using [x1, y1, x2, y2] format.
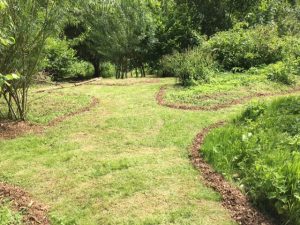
[141, 64, 146, 77]
[93, 60, 100, 78]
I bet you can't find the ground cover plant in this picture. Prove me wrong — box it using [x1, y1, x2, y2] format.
[0, 201, 22, 225]
[202, 96, 300, 225]
[163, 72, 300, 108]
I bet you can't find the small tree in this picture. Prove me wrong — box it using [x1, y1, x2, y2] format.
[84, 0, 157, 78]
[0, 0, 68, 120]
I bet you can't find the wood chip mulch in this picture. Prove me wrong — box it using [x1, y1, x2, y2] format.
[0, 121, 42, 140]
[190, 122, 276, 225]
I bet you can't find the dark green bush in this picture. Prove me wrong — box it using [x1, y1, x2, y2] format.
[44, 38, 93, 81]
[202, 96, 300, 225]
[100, 62, 116, 78]
[208, 24, 283, 71]
[160, 47, 215, 86]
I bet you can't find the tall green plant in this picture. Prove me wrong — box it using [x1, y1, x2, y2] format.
[0, 0, 68, 120]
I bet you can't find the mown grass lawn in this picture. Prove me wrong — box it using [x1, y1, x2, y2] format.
[1, 77, 298, 225]
[0, 78, 239, 225]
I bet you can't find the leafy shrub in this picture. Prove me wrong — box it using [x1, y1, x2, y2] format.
[236, 103, 266, 122]
[265, 62, 295, 85]
[100, 62, 116, 78]
[282, 36, 300, 76]
[69, 61, 94, 80]
[160, 47, 215, 86]
[208, 24, 283, 71]
[44, 38, 93, 81]
[202, 96, 300, 225]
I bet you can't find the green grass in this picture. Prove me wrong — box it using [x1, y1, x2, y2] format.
[165, 72, 300, 107]
[27, 90, 91, 124]
[0, 89, 91, 125]
[0, 201, 22, 225]
[0, 78, 237, 225]
[202, 96, 300, 225]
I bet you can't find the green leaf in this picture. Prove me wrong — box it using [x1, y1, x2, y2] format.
[5, 73, 19, 80]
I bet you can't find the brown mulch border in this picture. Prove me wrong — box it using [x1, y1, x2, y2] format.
[0, 97, 99, 140]
[190, 122, 275, 225]
[0, 182, 50, 225]
[157, 85, 300, 111]
[0, 121, 42, 140]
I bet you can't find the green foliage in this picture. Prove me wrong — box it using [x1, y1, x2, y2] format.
[208, 25, 283, 71]
[237, 103, 267, 122]
[265, 62, 295, 85]
[44, 38, 93, 81]
[82, 0, 158, 78]
[160, 47, 215, 86]
[164, 71, 300, 108]
[282, 36, 300, 75]
[0, 0, 70, 120]
[202, 96, 300, 225]
[0, 203, 22, 225]
[100, 62, 116, 78]
[0, 73, 19, 92]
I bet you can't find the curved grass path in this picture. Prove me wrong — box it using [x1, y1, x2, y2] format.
[1, 78, 294, 225]
[157, 84, 300, 111]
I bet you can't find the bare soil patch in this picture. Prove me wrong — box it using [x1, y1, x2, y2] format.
[0, 121, 42, 140]
[0, 182, 50, 225]
[190, 122, 276, 225]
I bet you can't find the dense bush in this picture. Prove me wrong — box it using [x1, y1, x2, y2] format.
[282, 36, 300, 76]
[202, 96, 300, 225]
[100, 62, 116, 78]
[44, 38, 93, 81]
[160, 47, 215, 86]
[208, 25, 283, 71]
[265, 62, 295, 85]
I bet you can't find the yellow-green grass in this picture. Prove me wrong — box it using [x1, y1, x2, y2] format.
[0, 78, 239, 225]
[0, 90, 91, 125]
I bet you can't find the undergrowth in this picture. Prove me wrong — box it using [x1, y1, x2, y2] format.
[202, 96, 300, 225]
[164, 72, 300, 107]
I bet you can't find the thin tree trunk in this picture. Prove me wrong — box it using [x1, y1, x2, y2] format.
[141, 64, 146, 77]
[135, 68, 139, 78]
[93, 60, 100, 78]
